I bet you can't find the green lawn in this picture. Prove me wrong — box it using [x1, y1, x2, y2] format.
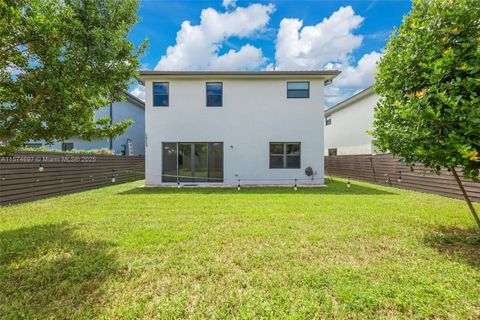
[0, 179, 479, 319]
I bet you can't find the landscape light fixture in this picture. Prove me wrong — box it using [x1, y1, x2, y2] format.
[38, 164, 44, 172]
[237, 179, 241, 191]
[347, 177, 351, 188]
[294, 179, 298, 191]
[398, 171, 402, 183]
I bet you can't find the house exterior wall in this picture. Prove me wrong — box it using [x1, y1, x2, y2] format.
[324, 92, 378, 155]
[111, 100, 145, 156]
[30, 98, 145, 155]
[144, 77, 326, 185]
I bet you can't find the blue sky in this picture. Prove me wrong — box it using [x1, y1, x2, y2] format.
[129, 0, 412, 105]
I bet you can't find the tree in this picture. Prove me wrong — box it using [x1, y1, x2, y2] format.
[0, 0, 147, 154]
[372, 0, 480, 227]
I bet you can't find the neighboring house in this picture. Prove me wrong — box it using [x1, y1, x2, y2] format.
[324, 86, 379, 156]
[26, 91, 145, 155]
[137, 70, 340, 185]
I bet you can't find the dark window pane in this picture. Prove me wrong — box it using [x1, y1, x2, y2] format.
[287, 90, 309, 98]
[206, 82, 222, 106]
[286, 156, 300, 168]
[206, 83, 222, 95]
[270, 143, 284, 155]
[62, 142, 74, 151]
[178, 143, 193, 182]
[325, 117, 332, 126]
[154, 94, 168, 107]
[153, 83, 168, 94]
[207, 95, 222, 106]
[328, 148, 337, 156]
[193, 143, 208, 182]
[287, 82, 309, 90]
[208, 142, 223, 182]
[162, 143, 177, 182]
[286, 143, 300, 155]
[270, 156, 284, 168]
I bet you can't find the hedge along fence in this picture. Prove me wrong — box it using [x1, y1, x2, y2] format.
[0, 152, 145, 205]
[324, 154, 480, 202]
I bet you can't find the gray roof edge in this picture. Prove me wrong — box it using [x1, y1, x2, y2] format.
[137, 70, 341, 84]
[325, 86, 375, 116]
[138, 70, 341, 76]
[122, 90, 145, 109]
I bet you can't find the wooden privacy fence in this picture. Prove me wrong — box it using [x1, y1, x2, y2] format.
[325, 154, 480, 202]
[0, 152, 145, 205]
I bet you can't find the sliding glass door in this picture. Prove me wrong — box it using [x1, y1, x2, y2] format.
[162, 142, 223, 182]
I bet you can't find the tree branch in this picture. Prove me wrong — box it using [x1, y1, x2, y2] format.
[451, 167, 480, 228]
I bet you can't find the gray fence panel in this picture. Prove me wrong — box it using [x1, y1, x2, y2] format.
[0, 152, 144, 205]
[325, 154, 480, 202]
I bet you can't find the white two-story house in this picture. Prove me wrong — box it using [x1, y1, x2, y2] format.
[137, 71, 339, 185]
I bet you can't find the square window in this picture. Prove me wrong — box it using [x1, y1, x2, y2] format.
[269, 142, 301, 168]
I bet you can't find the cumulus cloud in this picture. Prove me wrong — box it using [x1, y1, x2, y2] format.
[328, 51, 381, 88]
[275, 6, 364, 70]
[210, 44, 266, 70]
[155, 3, 275, 71]
[222, 0, 236, 9]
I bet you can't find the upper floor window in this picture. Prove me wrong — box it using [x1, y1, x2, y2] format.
[325, 116, 332, 126]
[269, 142, 301, 169]
[287, 82, 309, 99]
[206, 82, 222, 107]
[153, 82, 169, 107]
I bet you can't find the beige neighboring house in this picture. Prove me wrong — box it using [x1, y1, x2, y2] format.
[324, 86, 379, 156]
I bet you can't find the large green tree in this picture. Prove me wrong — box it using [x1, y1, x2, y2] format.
[373, 0, 480, 226]
[0, 0, 147, 154]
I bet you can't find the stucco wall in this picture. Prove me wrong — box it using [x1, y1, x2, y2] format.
[144, 78, 326, 185]
[111, 100, 145, 156]
[324, 92, 378, 155]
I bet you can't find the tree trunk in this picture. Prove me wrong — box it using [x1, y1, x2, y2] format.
[451, 167, 480, 228]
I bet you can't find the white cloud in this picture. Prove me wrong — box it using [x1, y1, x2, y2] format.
[210, 44, 266, 70]
[155, 3, 275, 71]
[130, 86, 145, 101]
[330, 51, 381, 88]
[222, 0, 236, 9]
[275, 6, 364, 70]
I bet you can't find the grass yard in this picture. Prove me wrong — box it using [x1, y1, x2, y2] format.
[0, 179, 479, 319]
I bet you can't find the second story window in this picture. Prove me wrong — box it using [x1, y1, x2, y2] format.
[153, 82, 169, 107]
[287, 82, 309, 98]
[325, 116, 332, 126]
[206, 82, 222, 107]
